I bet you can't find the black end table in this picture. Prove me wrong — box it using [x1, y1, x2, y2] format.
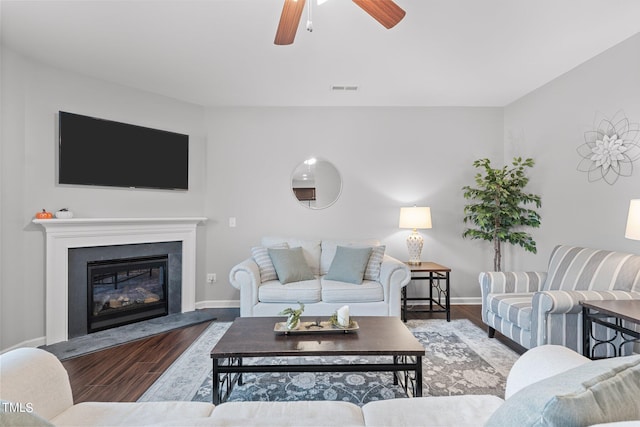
[401, 262, 451, 322]
[581, 299, 640, 359]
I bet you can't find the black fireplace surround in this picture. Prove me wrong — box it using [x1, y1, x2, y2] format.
[68, 242, 182, 339]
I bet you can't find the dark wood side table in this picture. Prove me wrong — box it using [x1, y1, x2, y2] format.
[401, 262, 451, 323]
[581, 300, 640, 359]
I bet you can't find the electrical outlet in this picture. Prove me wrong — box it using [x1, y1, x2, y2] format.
[207, 273, 217, 283]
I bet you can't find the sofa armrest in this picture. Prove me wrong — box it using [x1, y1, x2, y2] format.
[228, 258, 261, 317]
[529, 290, 640, 349]
[479, 271, 547, 322]
[532, 290, 640, 315]
[505, 344, 590, 399]
[479, 271, 547, 295]
[0, 348, 74, 421]
[379, 255, 411, 317]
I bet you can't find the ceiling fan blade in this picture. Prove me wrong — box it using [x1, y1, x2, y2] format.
[352, 0, 406, 29]
[274, 0, 306, 45]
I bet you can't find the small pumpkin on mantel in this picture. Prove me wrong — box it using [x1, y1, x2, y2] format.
[35, 209, 53, 219]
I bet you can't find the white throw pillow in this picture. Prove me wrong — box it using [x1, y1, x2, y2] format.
[364, 245, 385, 281]
[251, 242, 288, 283]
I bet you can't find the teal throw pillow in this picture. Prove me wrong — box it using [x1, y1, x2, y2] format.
[325, 246, 373, 285]
[485, 355, 640, 427]
[267, 247, 315, 284]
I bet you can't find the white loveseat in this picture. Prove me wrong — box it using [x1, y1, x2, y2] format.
[2, 345, 640, 426]
[229, 237, 411, 317]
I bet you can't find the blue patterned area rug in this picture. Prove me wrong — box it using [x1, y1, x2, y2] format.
[139, 319, 518, 406]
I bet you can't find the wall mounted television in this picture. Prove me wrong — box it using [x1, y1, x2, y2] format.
[58, 111, 189, 190]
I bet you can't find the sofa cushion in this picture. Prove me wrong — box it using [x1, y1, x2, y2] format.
[321, 279, 384, 303]
[362, 395, 504, 427]
[50, 401, 215, 427]
[209, 401, 365, 427]
[486, 293, 532, 330]
[325, 246, 372, 285]
[485, 354, 640, 427]
[268, 247, 316, 284]
[320, 239, 380, 275]
[364, 245, 385, 281]
[262, 237, 322, 275]
[251, 242, 288, 283]
[258, 279, 322, 303]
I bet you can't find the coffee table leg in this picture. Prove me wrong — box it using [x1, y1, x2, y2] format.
[392, 355, 399, 385]
[415, 356, 423, 397]
[212, 358, 220, 405]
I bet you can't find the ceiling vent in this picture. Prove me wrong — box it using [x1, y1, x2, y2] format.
[331, 85, 359, 92]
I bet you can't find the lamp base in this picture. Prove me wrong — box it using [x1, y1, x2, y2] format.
[406, 230, 424, 265]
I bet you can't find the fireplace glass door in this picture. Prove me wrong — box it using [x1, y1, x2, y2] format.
[88, 255, 169, 333]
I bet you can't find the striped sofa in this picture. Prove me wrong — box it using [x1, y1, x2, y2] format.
[480, 245, 640, 356]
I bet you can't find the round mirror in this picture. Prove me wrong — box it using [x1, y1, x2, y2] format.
[291, 158, 342, 209]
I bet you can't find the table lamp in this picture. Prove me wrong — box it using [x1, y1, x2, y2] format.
[399, 206, 432, 265]
[625, 199, 640, 241]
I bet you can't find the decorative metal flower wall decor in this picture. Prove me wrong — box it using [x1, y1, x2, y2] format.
[577, 111, 640, 185]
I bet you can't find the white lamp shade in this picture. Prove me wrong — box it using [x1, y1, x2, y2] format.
[399, 207, 432, 229]
[625, 199, 640, 241]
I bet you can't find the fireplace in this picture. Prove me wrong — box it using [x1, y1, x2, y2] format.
[33, 217, 205, 345]
[88, 255, 169, 333]
[68, 241, 183, 339]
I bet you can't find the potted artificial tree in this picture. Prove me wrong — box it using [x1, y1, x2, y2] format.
[462, 157, 542, 271]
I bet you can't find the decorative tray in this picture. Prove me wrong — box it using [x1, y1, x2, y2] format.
[274, 320, 359, 335]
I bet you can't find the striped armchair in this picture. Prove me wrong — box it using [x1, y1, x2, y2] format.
[480, 245, 640, 356]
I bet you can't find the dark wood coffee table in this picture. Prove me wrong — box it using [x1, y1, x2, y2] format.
[210, 316, 425, 404]
[581, 299, 640, 359]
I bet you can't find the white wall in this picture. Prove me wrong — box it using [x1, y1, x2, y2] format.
[4, 32, 639, 352]
[503, 33, 640, 272]
[201, 107, 504, 307]
[0, 48, 207, 350]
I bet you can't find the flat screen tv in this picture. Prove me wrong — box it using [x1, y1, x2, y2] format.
[58, 111, 189, 190]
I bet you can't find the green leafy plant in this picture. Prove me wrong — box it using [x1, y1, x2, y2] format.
[462, 157, 542, 271]
[279, 302, 304, 330]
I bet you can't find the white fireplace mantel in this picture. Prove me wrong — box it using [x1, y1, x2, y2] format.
[33, 217, 207, 345]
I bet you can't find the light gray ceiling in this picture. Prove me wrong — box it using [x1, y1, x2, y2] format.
[2, 0, 640, 107]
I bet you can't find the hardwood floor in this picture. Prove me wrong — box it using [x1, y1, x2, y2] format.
[62, 305, 524, 404]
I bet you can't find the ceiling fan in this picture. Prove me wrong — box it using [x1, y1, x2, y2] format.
[274, 0, 406, 45]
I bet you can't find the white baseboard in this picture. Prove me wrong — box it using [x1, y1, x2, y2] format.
[195, 300, 239, 309]
[1, 336, 46, 355]
[447, 297, 481, 305]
